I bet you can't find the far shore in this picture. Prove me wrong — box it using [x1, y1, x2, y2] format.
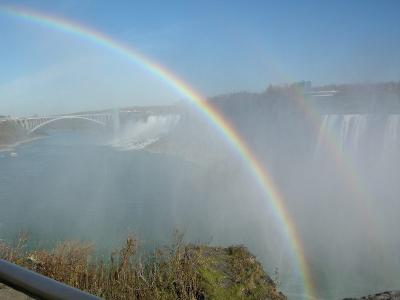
[0, 135, 46, 153]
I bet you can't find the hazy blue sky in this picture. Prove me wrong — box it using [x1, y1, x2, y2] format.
[1, 0, 399, 116]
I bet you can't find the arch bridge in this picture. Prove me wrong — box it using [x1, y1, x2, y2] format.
[15, 113, 116, 134]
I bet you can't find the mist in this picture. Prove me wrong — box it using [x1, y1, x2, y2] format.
[205, 87, 400, 299]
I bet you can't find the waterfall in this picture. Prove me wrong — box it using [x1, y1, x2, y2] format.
[111, 115, 180, 151]
[341, 115, 368, 153]
[383, 115, 400, 156]
[316, 114, 400, 162]
[315, 114, 368, 157]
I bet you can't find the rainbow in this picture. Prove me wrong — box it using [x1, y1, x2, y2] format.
[0, 5, 315, 298]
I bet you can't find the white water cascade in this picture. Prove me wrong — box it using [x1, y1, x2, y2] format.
[383, 115, 400, 156]
[111, 115, 180, 151]
[315, 114, 400, 162]
[315, 114, 368, 157]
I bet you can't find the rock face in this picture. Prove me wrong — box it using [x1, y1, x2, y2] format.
[344, 291, 400, 300]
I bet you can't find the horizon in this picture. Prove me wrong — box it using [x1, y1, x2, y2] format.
[1, 79, 400, 118]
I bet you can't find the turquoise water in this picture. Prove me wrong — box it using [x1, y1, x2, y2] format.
[0, 132, 207, 249]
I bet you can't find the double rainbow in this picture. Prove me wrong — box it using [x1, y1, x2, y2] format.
[0, 5, 315, 298]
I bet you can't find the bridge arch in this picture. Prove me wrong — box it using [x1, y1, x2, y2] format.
[28, 116, 107, 134]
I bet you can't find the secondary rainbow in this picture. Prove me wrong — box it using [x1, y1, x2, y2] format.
[0, 5, 315, 298]
[288, 91, 383, 247]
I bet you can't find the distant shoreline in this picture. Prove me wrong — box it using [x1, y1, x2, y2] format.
[0, 135, 46, 153]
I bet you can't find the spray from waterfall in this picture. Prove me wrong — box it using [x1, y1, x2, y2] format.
[111, 115, 180, 151]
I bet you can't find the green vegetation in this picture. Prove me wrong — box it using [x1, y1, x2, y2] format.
[0, 232, 286, 299]
[198, 246, 285, 300]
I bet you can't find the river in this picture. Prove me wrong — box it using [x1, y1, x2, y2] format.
[0, 131, 206, 248]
